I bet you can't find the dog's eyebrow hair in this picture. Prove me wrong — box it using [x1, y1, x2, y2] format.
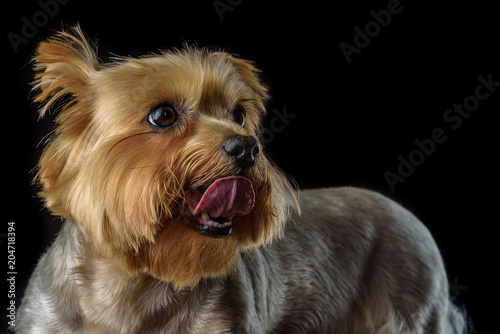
[237, 98, 253, 103]
[237, 98, 261, 109]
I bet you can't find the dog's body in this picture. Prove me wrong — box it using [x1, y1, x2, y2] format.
[18, 188, 463, 333]
[17, 27, 465, 333]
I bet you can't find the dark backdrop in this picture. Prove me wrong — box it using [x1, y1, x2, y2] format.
[4, 0, 498, 332]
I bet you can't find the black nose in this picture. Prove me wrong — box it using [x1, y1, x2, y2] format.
[222, 135, 260, 170]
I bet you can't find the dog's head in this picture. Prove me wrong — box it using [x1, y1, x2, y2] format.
[34, 26, 297, 288]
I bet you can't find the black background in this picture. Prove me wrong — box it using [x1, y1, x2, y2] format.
[3, 0, 499, 332]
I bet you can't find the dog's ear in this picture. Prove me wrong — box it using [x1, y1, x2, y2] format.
[34, 26, 99, 217]
[213, 52, 269, 109]
[33, 25, 99, 117]
[227, 56, 268, 99]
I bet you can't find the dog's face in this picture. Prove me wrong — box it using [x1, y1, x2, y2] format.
[34, 27, 296, 288]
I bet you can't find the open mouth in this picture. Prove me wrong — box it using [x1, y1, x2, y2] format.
[180, 176, 255, 238]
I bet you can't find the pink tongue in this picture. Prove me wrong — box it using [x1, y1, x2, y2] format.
[185, 176, 255, 218]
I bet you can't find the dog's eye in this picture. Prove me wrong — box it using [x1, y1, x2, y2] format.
[148, 103, 177, 128]
[232, 105, 246, 127]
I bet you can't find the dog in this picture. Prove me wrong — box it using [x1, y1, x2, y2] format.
[17, 26, 466, 333]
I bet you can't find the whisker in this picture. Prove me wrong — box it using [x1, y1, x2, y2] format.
[106, 131, 155, 155]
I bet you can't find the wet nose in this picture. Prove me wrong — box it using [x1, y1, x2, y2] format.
[222, 135, 260, 170]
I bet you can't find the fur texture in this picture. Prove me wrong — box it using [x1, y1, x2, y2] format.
[17, 26, 465, 333]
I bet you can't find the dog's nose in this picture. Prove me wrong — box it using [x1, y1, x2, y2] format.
[222, 135, 260, 169]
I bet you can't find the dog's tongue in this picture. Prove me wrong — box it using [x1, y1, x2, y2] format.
[185, 176, 255, 218]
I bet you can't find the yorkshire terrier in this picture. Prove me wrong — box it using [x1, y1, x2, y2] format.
[17, 26, 465, 333]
